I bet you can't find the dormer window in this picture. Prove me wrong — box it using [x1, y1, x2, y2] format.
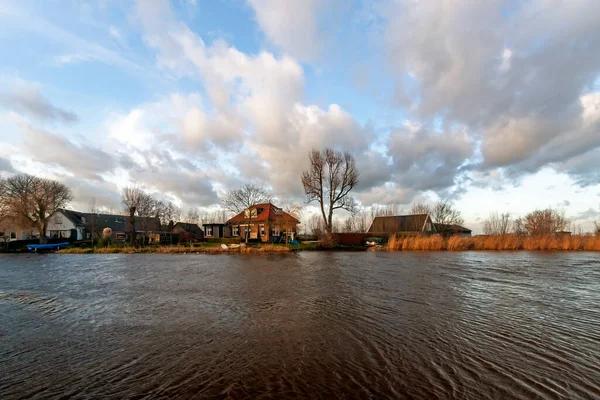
[244, 208, 258, 218]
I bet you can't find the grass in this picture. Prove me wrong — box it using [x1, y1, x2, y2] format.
[386, 234, 600, 251]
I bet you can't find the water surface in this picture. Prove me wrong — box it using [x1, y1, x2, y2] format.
[1, 252, 599, 399]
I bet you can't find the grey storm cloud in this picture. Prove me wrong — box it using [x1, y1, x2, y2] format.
[0, 82, 79, 123]
[0, 156, 14, 173]
[385, 0, 600, 183]
[19, 123, 118, 181]
[387, 124, 475, 192]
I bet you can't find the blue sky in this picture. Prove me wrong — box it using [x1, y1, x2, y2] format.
[1, 0, 599, 233]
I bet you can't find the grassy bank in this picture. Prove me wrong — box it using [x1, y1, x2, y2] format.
[386, 234, 600, 251]
[57, 242, 320, 254]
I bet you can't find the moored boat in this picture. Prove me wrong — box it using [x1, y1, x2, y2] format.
[27, 242, 70, 253]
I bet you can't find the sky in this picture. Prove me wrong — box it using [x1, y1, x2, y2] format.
[0, 0, 599, 233]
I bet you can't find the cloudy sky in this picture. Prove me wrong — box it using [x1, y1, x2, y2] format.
[1, 0, 599, 232]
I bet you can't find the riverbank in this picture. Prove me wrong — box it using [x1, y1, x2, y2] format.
[57, 242, 320, 254]
[387, 234, 600, 251]
[15, 234, 600, 254]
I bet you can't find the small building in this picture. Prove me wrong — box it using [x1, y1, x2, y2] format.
[202, 223, 228, 239]
[0, 216, 36, 242]
[434, 223, 472, 237]
[367, 214, 437, 235]
[88, 213, 160, 242]
[173, 222, 204, 242]
[226, 203, 300, 242]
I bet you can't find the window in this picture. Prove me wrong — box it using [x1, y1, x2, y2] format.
[426, 222, 432, 231]
[260, 224, 265, 236]
[54, 216, 63, 225]
[232, 225, 239, 236]
[116, 233, 126, 241]
[205, 226, 213, 236]
[10, 232, 17, 239]
[271, 226, 280, 237]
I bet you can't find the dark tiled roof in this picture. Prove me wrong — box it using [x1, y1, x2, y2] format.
[226, 203, 300, 225]
[434, 223, 472, 233]
[173, 222, 203, 234]
[59, 209, 160, 232]
[368, 214, 431, 233]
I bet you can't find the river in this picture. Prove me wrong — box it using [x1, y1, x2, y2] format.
[1, 252, 599, 399]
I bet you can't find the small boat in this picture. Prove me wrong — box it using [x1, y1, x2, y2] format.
[365, 237, 383, 247]
[27, 242, 70, 253]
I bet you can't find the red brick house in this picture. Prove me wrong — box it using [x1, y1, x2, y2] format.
[226, 203, 300, 242]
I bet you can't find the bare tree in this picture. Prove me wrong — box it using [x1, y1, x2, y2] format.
[280, 200, 303, 243]
[410, 202, 432, 215]
[372, 203, 402, 218]
[483, 212, 511, 235]
[121, 186, 145, 245]
[0, 174, 73, 243]
[522, 208, 567, 236]
[342, 209, 372, 233]
[301, 148, 359, 235]
[183, 208, 200, 224]
[513, 217, 527, 236]
[199, 209, 229, 225]
[89, 197, 97, 246]
[156, 201, 180, 230]
[432, 200, 464, 226]
[222, 184, 271, 243]
[307, 214, 325, 237]
[595, 221, 600, 237]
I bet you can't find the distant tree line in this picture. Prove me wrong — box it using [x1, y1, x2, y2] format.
[482, 209, 570, 236]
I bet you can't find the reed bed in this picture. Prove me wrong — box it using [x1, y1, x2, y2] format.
[386, 234, 600, 251]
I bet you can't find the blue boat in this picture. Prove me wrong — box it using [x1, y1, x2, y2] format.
[27, 242, 70, 252]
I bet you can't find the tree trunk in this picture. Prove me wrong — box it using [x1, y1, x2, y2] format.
[129, 208, 136, 245]
[39, 221, 48, 244]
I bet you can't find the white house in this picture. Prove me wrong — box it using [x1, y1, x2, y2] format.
[45, 209, 87, 241]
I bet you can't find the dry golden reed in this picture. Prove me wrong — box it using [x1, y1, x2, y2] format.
[386, 234, 600, 251]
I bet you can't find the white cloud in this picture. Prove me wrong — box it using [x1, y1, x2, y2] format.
[247, 0, 325, 61]
[384, 0, 600, 183]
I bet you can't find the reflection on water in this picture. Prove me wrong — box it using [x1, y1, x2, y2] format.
[1, 252, 600, 399]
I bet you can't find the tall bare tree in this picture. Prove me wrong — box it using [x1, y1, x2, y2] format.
[483, 212, 512, 235]
[301, 148, 359, 235]
[595, 221, 600, 236]
[432, 200, 464, 226]
[121, 186, 145, 245]
[522, 208, 567, 236]
[222, 184, 271, 243]
[0, 174, 73, 243]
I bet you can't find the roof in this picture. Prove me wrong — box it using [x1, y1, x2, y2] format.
[226, 203, 300, 225]
[173, 222, 203, 234]
[434, 223, 472, 233]
[368, 214, 432, 233]
[58, 209, 161, 232]
[202, 223, 225, 226]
